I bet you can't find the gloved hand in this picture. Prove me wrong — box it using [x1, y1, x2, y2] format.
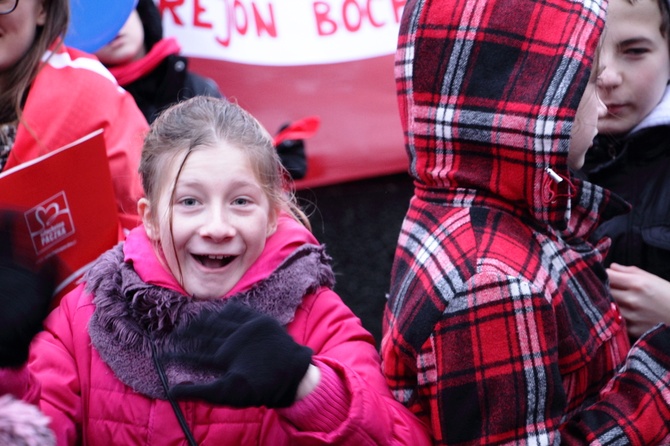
[0, 210, 56, 368]
[166, 302, 313, 408]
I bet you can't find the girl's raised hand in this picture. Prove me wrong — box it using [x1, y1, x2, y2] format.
[165, 302, 313, 408]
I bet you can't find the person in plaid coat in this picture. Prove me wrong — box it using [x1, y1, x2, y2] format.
[381, 0, 670, 444]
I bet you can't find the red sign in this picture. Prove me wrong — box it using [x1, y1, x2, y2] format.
[0, 130, 119, 299]
[161, 0, 409, 188]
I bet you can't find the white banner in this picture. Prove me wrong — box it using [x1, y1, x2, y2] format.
[159, 0, 405, 66]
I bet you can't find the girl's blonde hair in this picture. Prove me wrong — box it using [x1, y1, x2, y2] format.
[139, 96, 310, 230]
[0, 0, 69, 123]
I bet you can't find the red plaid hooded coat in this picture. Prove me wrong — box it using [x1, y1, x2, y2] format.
[381, 0, 670, 444]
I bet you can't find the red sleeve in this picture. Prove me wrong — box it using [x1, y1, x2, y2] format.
[280, 288, 432, 445]
[0, 365, 40, 404]
[29, 285, 94, 446]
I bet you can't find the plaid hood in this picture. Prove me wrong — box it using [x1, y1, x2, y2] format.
[397, 0, 612, 232]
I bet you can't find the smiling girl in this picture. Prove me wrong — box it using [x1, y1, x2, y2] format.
[27, 96, 431, 445]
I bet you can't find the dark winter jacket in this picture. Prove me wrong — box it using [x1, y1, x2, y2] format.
[381, 0, 670, 444]
[582, 87, 670, 281]
[125, 50, 221, 124]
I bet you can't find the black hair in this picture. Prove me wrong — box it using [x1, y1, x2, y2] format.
[136, 0, 163, 52]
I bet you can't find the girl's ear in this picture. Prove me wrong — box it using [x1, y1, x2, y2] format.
[138, 198, 159, 240]
[36, 0, 47, 26]
[266, 209, 279, 238]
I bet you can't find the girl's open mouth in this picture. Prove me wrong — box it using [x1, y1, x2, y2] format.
[193, 254, 234, 268]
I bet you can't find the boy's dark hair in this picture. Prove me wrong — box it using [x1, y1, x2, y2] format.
[657, 0, 670, 38]
[136, 0, 164, 52]
[630, 0, 670, 40]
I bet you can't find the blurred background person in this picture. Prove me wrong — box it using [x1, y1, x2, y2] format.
[93, 0, 222, 124]
[0, 0, 147, 233]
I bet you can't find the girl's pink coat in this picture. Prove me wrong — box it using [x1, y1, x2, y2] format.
[29, 217, 431, 445]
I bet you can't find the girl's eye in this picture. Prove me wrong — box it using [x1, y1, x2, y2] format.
[232, 197, 250, 206]
[180, 198, 198, 207]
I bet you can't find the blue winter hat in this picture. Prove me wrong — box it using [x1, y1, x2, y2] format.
[64, 0, 138, 53]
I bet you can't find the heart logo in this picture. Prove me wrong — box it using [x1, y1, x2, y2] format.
[35, 202, 60, 228]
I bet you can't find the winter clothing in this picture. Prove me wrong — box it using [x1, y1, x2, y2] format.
[166, 302, 314, 408]
[107, 37, 222, 124]
[0, 367, 53, 446]
[106, 0, 222, 124]
[581, 86, 670, 281]
[28, 215, 431, 445]
[0, 395, 54, 446]
[381, 0, 670, 445]
[7, 42, 147, 232]
[0, 366, 39, 405]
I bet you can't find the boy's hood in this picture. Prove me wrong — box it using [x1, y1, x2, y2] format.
[397, 0, 608, 230]
[630, 84, 670, 134]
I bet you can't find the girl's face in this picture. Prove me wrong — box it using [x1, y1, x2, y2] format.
[94, 10, 146, 66]
[596, 0, 670, 136]
[569, 78, 607, 169]
[0, 0, 46, 74]
[139, 143, 278, 300]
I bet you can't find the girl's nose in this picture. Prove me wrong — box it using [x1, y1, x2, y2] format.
[199, 209, 235, 240]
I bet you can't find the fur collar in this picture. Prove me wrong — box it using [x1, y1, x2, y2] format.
[86, 243, 334, 398]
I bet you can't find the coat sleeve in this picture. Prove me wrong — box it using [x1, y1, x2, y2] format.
[384, 271, 670, 445]
[28, 285, 93, 446]
[0, 365, 40, 405]
[277, 288, 432, 445]
[562, 324, 670, 445]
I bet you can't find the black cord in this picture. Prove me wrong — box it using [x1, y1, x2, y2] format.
[151, 342, 199, 446]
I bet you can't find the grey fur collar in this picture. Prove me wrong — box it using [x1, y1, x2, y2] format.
[86, 243, 334, 398]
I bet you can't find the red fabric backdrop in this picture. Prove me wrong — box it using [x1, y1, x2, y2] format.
[189, 55, 407, 188]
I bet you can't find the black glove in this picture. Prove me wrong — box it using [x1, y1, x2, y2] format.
[0, 210, 56, 368]
[166, 302, 313, 408]
[275, 123, 307, 180]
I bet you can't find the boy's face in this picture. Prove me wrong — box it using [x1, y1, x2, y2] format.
[597, 0, 670, 136]
[94, 10, 146, 66]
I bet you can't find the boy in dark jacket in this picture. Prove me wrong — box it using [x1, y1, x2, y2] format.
[581, 0, 670, 339]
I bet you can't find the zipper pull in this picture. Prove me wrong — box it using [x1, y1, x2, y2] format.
[546, 167, 563, 183]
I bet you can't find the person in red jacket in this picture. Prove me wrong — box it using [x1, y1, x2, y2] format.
[0, 0, 147, 234]
[381, 0, 670, 444]
[27, 96, 432, 445]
